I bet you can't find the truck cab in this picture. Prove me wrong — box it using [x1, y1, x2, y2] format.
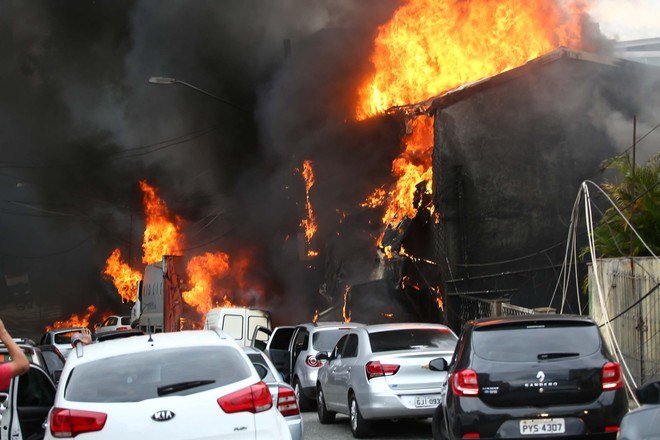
[203, 307, 271, 347]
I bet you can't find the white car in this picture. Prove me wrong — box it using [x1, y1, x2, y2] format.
[44, 330, 291, 439]
[94, 315, 132, 336]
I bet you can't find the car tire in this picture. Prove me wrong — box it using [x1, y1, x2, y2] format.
[349, 393, 372, 438]
[293, 378, 314, 411]
[431, 405, 449, 440]
[317, 385, 336, 424]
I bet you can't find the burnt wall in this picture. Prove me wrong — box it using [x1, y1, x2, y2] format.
[432, 56, 660, 328]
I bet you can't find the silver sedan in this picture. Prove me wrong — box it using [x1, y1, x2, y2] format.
[315, 323, 458, 438]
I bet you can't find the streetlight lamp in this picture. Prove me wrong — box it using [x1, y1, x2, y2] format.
[148, 76, 248, 114]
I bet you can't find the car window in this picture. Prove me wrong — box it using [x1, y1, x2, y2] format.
[247, 316, 268, 342]
[270, 328, 295, 349]
[312, 329, 352, 352]
[293, 329, 309, 351]
[17, 368, 55, 407]
[1, 348, 35, 363]
[369, 328, 457, 352]
[41, 351, 64, 374]
[121, 316, 132, 325]
[222, 315, 244, 340]
[53, 331, 79, 345]
[342, 334, 359, 358]
[246, 353, 277, 382]
[65, 346, 251, 403]
[332, 335, 349, 359]
[472, 322, 601, 362]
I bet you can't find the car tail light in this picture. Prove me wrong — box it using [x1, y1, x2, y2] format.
[305, 355, 324, 368]
[451, 369, 479, 397]
[217, 381, 273, 414]
[50, 408, 107, 438]
[605, 426, 619, 433]
[602, 362, 623, 390]
[277, 386, 300, 417]
[462, 434, 480, 439]
[365, 361, 400, 380]
[116, 327, 130, 331]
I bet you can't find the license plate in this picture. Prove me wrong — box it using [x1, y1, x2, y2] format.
[520, 418, 565, 435]
[411, 394, 442, 408]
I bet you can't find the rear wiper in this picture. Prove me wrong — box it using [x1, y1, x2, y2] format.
[157, 379, 216, 396]
[537, 352, 579, 360]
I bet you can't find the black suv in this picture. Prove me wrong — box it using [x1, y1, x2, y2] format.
[431, 315, 628, 439]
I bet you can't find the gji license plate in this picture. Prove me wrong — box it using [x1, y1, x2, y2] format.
[413, 395, 442, 408]
[520, 418, 565, 435]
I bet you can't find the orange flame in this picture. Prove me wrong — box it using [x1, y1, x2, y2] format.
[358, 0, 584, 228]
[342, 286, 351, 323]
[140, 180, 184, 264]
[103, 248, 141, 302]
[45, 305, 97, 331]
[182, 252, 231, 314]
[300, 160, 319, 257]
[312, 309, 319, 323]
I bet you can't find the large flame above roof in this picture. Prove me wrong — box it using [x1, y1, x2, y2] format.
[357, 0, 584, 119]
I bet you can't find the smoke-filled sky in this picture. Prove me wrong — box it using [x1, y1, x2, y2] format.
[0, 0, 657, 334]
[587, 0, 660, 40]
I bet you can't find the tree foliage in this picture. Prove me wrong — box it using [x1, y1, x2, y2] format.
[586, 152, 660, 258]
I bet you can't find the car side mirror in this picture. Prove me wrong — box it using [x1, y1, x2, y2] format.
[429, 357, 449, 372]
[316, 352, 329, 361]
[635, 380, 660, 405]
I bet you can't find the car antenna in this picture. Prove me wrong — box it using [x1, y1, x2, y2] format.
[147, 319, 153, 342]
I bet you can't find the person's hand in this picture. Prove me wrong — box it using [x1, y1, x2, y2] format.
[0, 318, 6, 336]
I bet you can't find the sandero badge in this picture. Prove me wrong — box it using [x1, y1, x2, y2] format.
[151, 410, 175, 422]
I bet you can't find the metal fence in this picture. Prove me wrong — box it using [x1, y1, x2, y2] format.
[589, 257, 660, 387]
[455, 295, 556, 322]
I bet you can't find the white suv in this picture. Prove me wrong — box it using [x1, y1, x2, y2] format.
[44, 330, 291, 439]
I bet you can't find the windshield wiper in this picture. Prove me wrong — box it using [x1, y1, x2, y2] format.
[537, 352, 579, 360]
[157, 379, 216, 396]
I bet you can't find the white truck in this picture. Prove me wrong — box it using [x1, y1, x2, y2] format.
[203, 307, 271, 347]
[131, 255, 187, 333]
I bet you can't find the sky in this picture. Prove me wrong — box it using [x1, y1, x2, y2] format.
[588, 0, 660, 40]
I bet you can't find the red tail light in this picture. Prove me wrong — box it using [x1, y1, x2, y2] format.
[305, 355, 324, 368]
[602, 362, 623, 390]
[50, 408, 107, 438]
[462, 434, 480, 439]
[277, 386, 300, 417]
[605, 426, 619, 433]
[116, 327, 130, 331]
[451, 369, 479, 397]
[217, 381, 273, 414]
[365, 361, 400, 380]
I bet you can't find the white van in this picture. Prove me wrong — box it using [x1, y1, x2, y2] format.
[203, 307, 271, 347]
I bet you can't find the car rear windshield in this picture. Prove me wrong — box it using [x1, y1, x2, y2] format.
[120, 317, 132, 325]
[64, 346, 251, 403]
[369, 328, 457, 352]
[270, 328, 295, 349]
[472, 322, 601, 362]
[313, 329, 352, 351]
[54, 331, 80, 345]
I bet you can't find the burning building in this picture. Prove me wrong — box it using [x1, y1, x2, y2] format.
[426, 48, 660, 329]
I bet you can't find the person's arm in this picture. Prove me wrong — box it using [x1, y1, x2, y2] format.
[0, 318, 29, 377]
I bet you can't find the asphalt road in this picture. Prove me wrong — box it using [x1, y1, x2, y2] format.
[302, 411, 433, 440]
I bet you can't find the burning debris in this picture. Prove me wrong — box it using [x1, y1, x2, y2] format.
[299, 160, 319, 258]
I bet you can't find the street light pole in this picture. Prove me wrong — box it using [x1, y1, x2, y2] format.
[148, 76, 248, 114]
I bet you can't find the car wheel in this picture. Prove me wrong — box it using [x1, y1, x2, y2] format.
[431, 405, 449, 440]
[349, 393, 372, 438]
[317, 385, 336, 424]
[293, 378, 314, 411]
